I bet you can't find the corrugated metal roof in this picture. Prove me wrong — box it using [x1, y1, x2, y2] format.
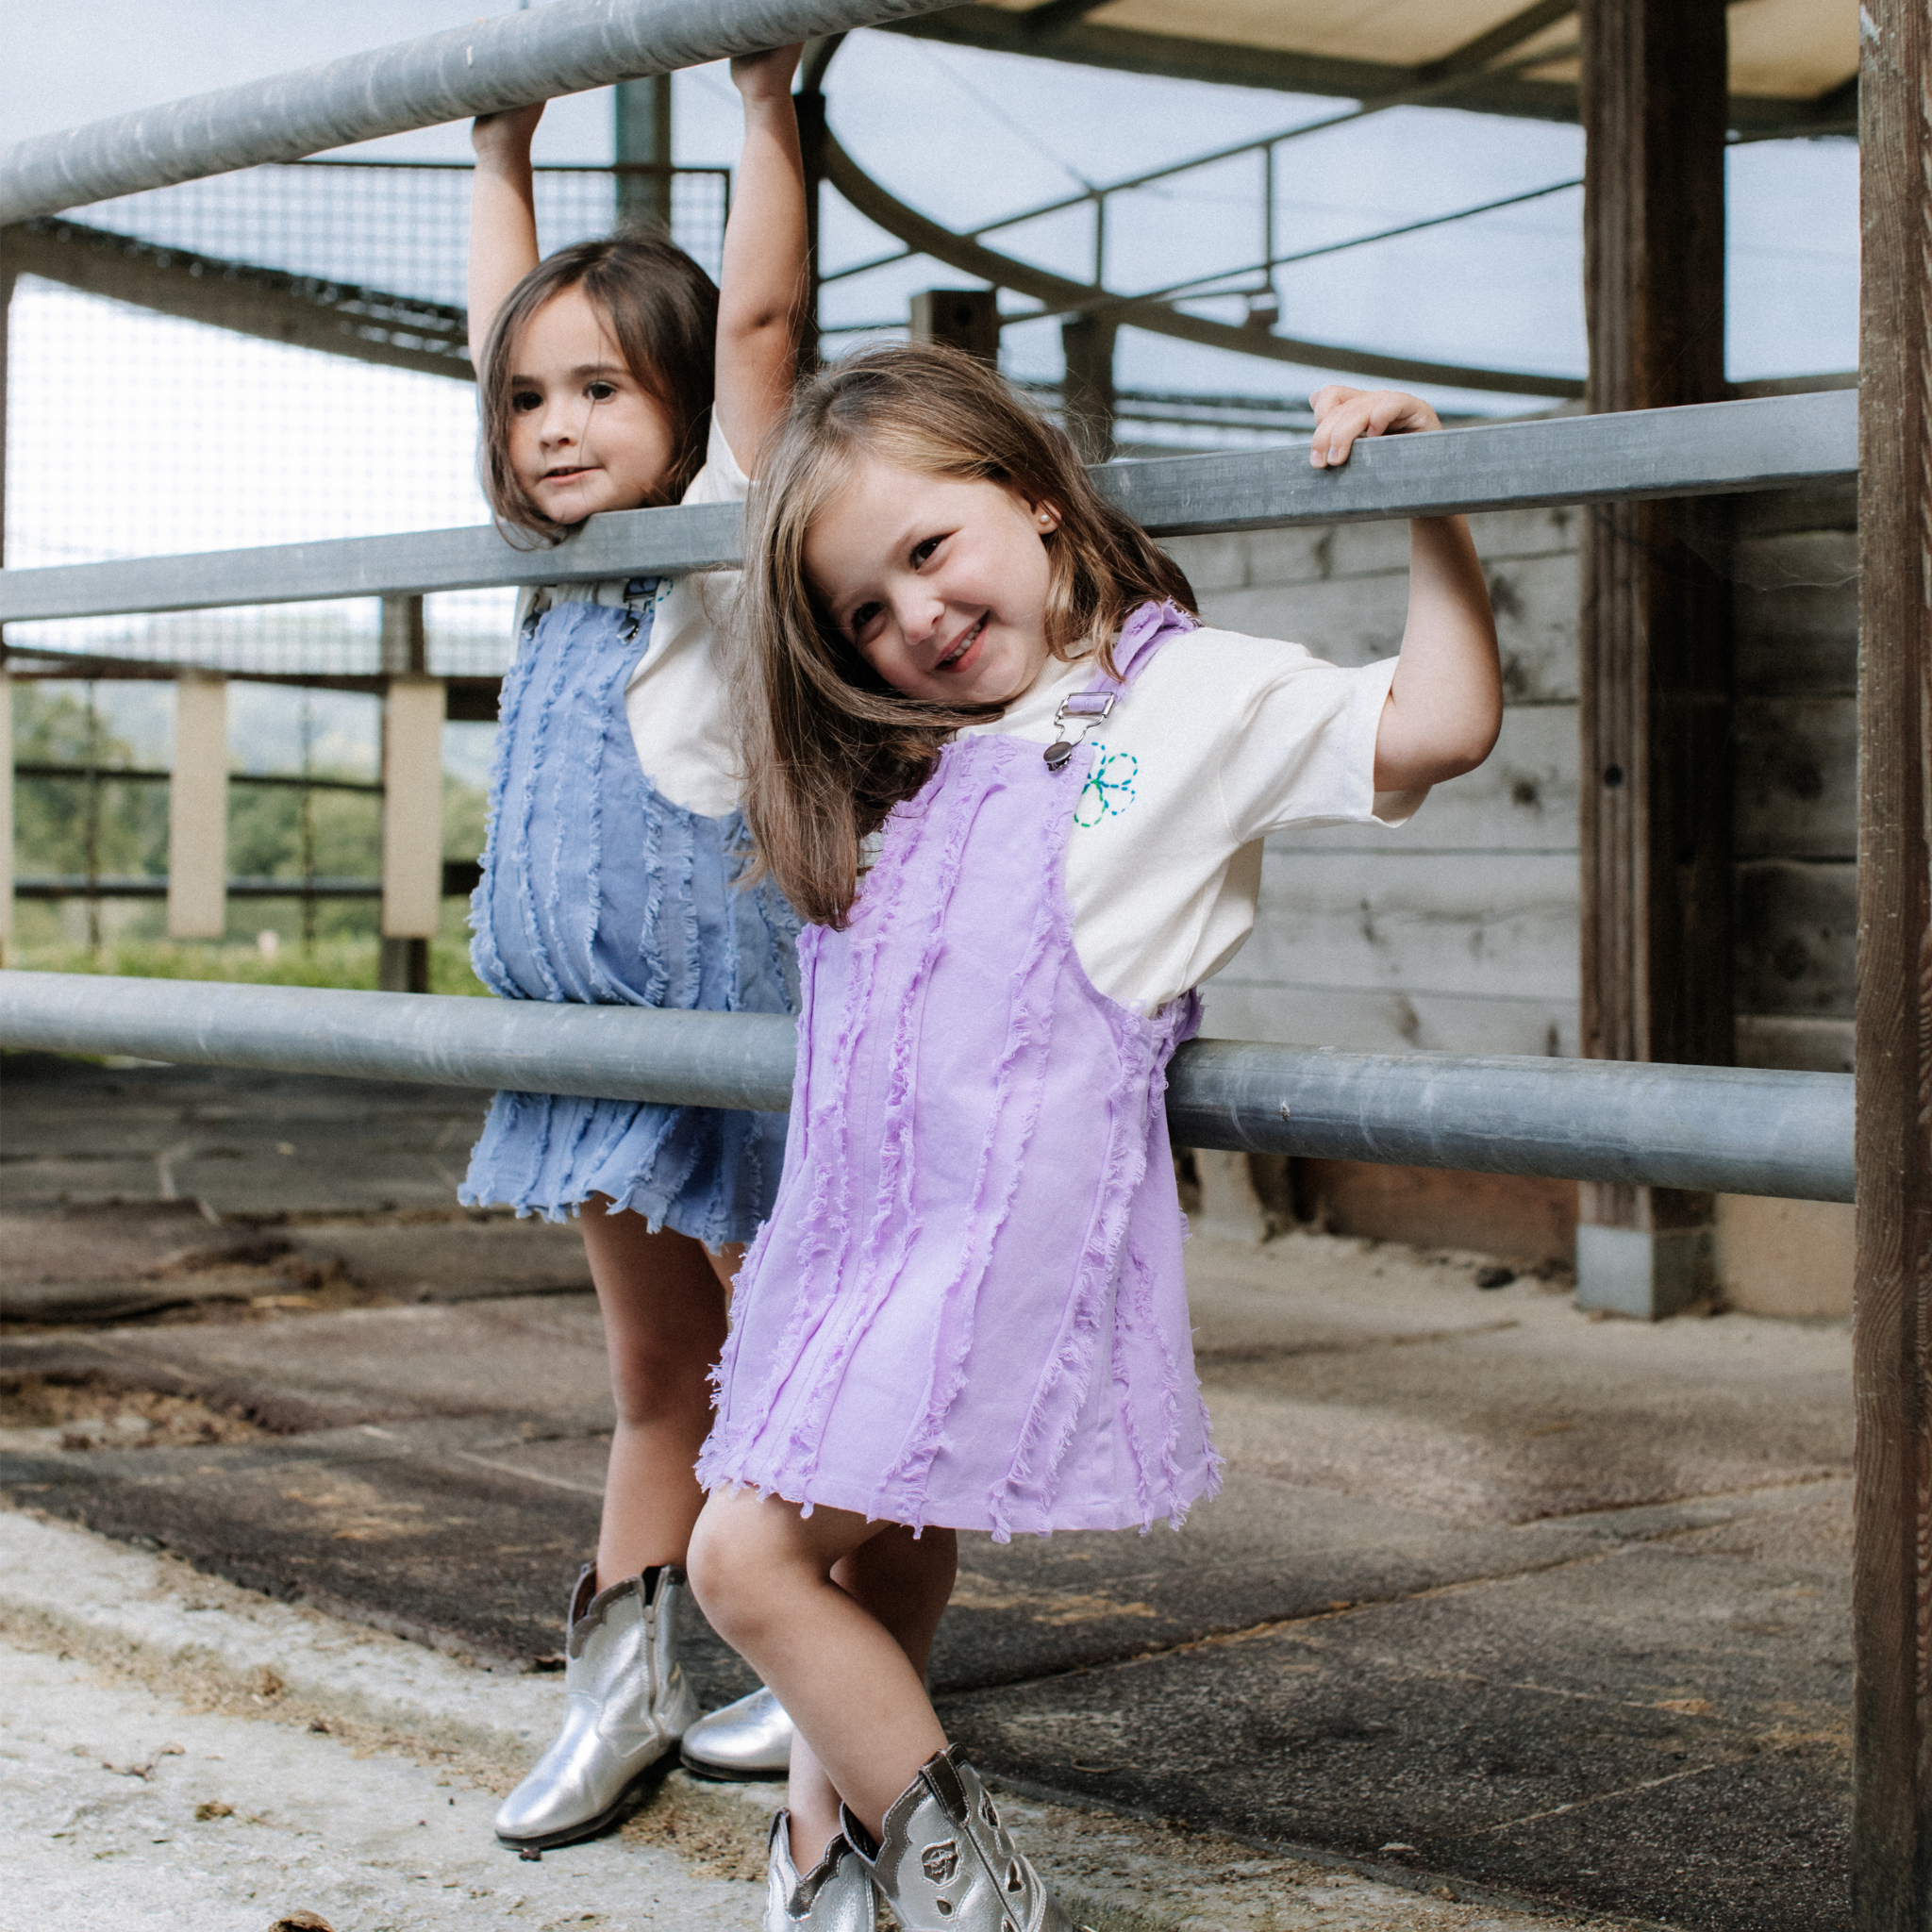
[888, 1, 1857, 130]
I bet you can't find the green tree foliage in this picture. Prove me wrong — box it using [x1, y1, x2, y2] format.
[13, 683, 491, 959]
[12, 685, 168, 879]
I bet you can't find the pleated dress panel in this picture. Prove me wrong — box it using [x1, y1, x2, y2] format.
[461, 588, 800, 1246]
[700, 606, 1221, 1540]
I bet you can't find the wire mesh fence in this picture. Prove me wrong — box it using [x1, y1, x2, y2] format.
[4, 159, 730, 682]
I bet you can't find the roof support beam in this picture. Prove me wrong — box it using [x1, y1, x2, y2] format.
[879, 6, 1850, 134]
[6, 218, 471, 380]
[823, 130, 1584, 398]
[1414, 0, 1574, 85]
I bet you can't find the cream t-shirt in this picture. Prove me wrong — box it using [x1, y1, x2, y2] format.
[512, 415, 747, 818]
[957, 629, 1426, 1012]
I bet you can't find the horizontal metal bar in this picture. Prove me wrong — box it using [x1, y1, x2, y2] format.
[13, 763, 385, 794]
[1167, 1040, 1853, 1204]
[1097, 389, 1858, 537]
[14, 875, 384, 901]
[0, 972, 791, 1112]
[0, 0, 962, 226]
[0, 392, 1858, 625]
[0, 503, 745, 623]
[0, 974, 1856, 1202]
[15, 860, 481, 900]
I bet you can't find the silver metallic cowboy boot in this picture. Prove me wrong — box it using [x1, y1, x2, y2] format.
[841, 1746, 1081, 1932]
[493, 1563, 700, 1854]
[682, 1684, 796, 1779]
[763, 1810, 876, 1932]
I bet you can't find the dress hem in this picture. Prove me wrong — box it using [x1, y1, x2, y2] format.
[694, 1456, 1221, 1542]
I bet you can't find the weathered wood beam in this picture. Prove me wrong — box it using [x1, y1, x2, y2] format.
[7, 218, 471, 382]
[1574, 0, 1733, 1319]
[1851, 2, 1932, 1923]
[879, 6, 1850, 133]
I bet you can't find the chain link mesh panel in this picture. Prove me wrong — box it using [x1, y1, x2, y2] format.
[5, 160, 729, 680]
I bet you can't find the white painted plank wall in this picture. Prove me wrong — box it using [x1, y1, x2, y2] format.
[1164, 489, 1855, 1074]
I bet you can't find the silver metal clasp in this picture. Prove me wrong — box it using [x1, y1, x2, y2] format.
[1042, 691, 1114, 771]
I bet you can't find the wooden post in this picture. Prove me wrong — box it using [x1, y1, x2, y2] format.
[1574, 0, 1733, 1319]
[1061, 311, 1117, 462]
[166, 670, 228, 940]
[0, 667, 12, 966]
[1853, 4, 1932, 1921]
[908, 289, 1000, 363]
[614, 75, 673, 233]
[0, 266, 11, 964]
[379, 595, 440, 993]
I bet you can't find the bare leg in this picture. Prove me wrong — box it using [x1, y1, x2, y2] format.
[578, 1196, 739, 1585]
[785, 1524, 958, 1863]
[689, 1489, 956, 1848]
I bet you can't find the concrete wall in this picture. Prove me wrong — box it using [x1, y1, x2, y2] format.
[1164, 478, 1858, 1316]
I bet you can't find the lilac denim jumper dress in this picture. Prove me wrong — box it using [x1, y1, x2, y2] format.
[700, 603, 1222, 1541]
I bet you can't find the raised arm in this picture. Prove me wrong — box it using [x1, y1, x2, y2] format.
[1308, 386, 1501, 793]
[468, 103, 547, 369]
[714, 47, 808, 471]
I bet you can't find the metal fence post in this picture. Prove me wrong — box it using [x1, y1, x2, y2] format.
[166, 670, 228, 941]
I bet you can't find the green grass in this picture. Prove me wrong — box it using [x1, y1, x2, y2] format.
[5, 936, 491, 998]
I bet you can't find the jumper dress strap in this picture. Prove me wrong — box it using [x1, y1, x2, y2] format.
[1042, 600, 1195, 771]
[520, 575, 663, 642]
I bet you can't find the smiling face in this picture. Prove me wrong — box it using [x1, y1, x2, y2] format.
[507, 285, 676, 523]
[804, 457, 1061, 707]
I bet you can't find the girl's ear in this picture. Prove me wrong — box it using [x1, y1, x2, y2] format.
[1030, 499, 1062, 534]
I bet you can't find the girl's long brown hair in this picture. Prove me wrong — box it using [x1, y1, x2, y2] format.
[477, 232, 719, 542]
[737, 341, 1196, 927]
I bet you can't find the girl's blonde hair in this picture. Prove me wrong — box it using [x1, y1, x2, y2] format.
[477, 233, 718, 541]
[737, 341, 1197, 927]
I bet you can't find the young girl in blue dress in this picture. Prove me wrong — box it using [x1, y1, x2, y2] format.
[686, 344, 1502, 1930]
[460, 49, 803, 1853]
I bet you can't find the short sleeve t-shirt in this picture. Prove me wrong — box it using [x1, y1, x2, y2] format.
[513, 414, 748, 819]
[957, 628, 1427, 1012]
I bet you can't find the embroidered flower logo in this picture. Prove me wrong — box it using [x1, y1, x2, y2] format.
[1074, 747, 1139, 828]
[922, 1839, 960, 1884]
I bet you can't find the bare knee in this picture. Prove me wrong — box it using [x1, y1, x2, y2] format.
[606, 1333, 716, 1432]
[686, 1497, 778, 1652]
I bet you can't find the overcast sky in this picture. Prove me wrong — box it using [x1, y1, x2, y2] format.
[3, 0, 1858, 400]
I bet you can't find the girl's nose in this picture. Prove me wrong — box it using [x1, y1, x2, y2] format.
[894, 588, 944, 647]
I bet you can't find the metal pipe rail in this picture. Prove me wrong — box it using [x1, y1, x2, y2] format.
[0, 0, 961, 227]
[0, 391, 1857, 625]
[0, 974, 1855, 1204]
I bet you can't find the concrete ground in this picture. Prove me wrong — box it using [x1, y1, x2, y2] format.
[1, 1055, 1855, 1930]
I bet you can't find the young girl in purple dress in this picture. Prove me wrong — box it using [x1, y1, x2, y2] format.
[688, 343, 1501, 1931]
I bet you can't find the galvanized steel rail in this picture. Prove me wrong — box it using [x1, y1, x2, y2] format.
[0, 391, 1857, 624]
[0, 0, 962, 227]
[0, 974, 1856, 1204]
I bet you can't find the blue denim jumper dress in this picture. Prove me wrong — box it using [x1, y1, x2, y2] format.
[460, 579, 799, 1245]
